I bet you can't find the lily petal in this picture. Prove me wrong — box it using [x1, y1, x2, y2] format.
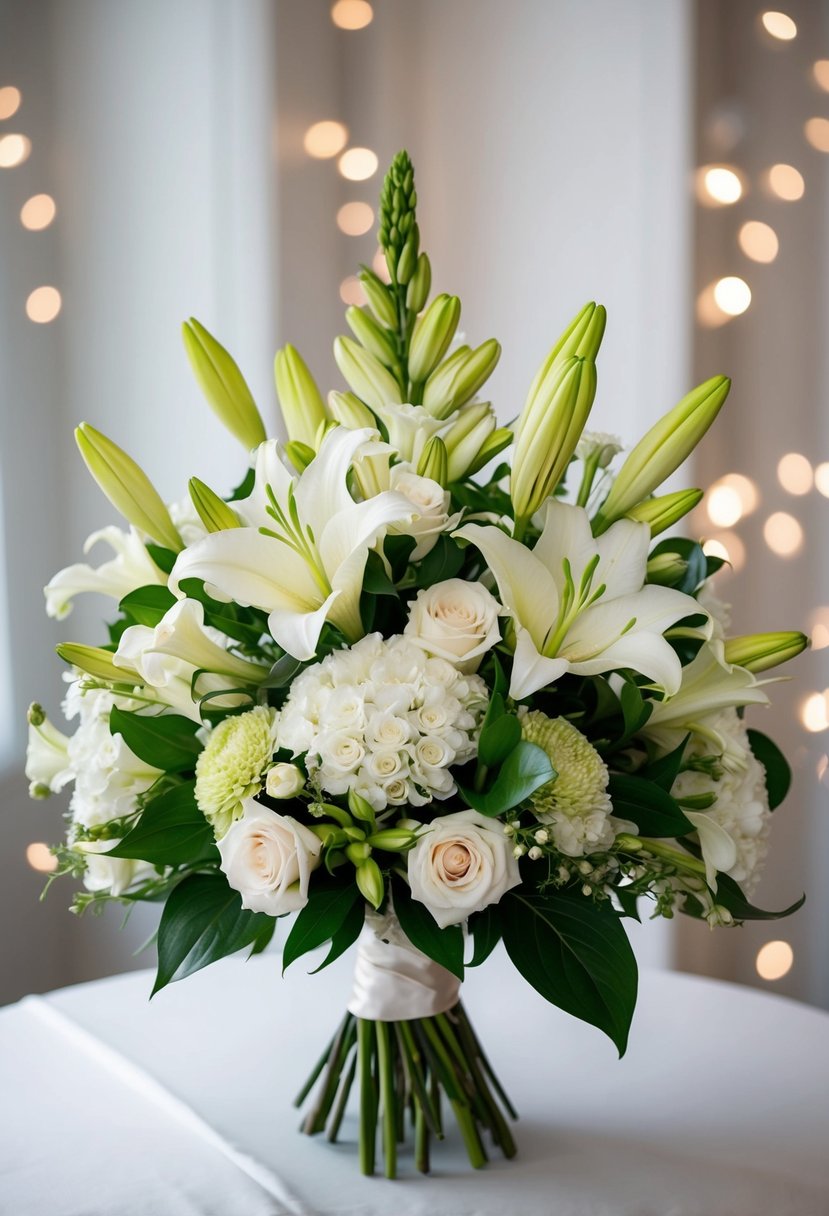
[509, 626, 570, 700]
[268, 593, 340, 661]
[593, 517, 651, 600]
[294, 426, 378, 543]
[685, 810, 738, 891]
[568, 629, 683, 694]
[169, 528, 321, 613]
[532, 500, 597, 591]
[454, 522, 559, 649]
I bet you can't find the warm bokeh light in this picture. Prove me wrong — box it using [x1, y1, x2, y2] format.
[0, 132, 31, 167]
[337, 201, 374, 236]
[0, 85, 21, 119]
[763, 511, 803, 556]
[339, 275, 366, 306]
[331, 0, 373, 30]
[303, 120, 348, 159]
[26, 286, 62, 323]
[805, 117, 829, 152]
[814, 60, 829, 91]
[760, 11, 797, 40]
[696, 285, 730, 328]
[20, 193, 56, 231]
[696, 164, 744, 205]
[703, 533, 746, 571]
[814, 462, 829, 497]
[372, 246, 391, 283]
[766, 163, 805, 200]
[801, 692, 829, 732]
[713, 276, 751, 317]
[738, 220, 779, 263]
[718, 472, 759, 514]
[810, 607, 829, 650]
[707, 484, 743, 527]
[756, 940, 794, 981]
[338, 147, 379, 181]
[777, 452, 813, 495]
[26, 842, 57, 873]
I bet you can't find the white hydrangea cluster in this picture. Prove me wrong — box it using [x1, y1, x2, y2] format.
[277, 633, 488, 811]
[672, 708, 771, 893]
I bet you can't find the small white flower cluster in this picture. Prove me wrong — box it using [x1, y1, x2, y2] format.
[278, 633, 488, 811]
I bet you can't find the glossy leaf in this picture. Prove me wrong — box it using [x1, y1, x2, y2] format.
[608, 773, 693, 837]
[458, 741, 554, 817]
[119, 584, 176, 627]
[477, 691, 521, 767]
[109, 707, 202, 773]
[413, 534, 464, 588]
[706, 873, 805, 922]
[310, 897, 365, 974]
[106, 782, 215, 866]
[747, 729, 791, 810]
[468, 905, 501, 966]
[283, 883, 362, 973]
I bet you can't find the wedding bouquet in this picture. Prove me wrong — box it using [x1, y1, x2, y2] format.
[27, 151, 806, 1177]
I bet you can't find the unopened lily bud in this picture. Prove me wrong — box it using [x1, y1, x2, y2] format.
[346, 306, 398, 368]
[626, 488, 704, 537]
[348, 788, 376, 825]
[75, 423, 183, 552]
[360, 269, 398, 329]
[283, 441, 316, 474]
[511, 356, 597, 527]
[334, 336, 402, 412]
[368, 828, 418, 851]
[182, 318, 267, 452]
[443, 402, 496, 481]
[465, 428, 512, 478]
[327, 390, 376, 430]
[396, 229, 419, 286]
[420, 345, 470, 415]
[28, 703, 46, 727]
[724, 631, 809, 673]
[356, 856, 385, 909]
[188, 477, 240, 533]
[56, 643, 140, 684]
[646, 552, 689, 585]
[524, 303, 607, 411]
[408, 294, 461, 384]
[309, 823, 347, 847]
[423, 339, 501, 419]
[406, 252, 431, 313]
[274, 344, 327, 449]
[417, 435, 449, 486]
[594, 375, 730, 532]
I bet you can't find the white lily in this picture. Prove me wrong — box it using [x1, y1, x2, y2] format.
[455, 501, 706, 700]
[114, 624, 253, 722]
[26, 711, 73, 796]
[44, 526, 166, 620]
[168, 426, 414, 661]
[683, 811, 737, 891]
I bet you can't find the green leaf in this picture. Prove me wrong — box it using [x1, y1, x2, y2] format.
[468, 905, 501, 966]
[413, 534, 464, 588]
[477, 691, 521, 767]
[458, 741, 554, 817]
[249, 917, 277, 956]
[119, 584, 177, 627]
[707, 873, 805, 922]
[392, 878, 464, 980]
[106, 783, 216, 866]
[608, 773, 693, 837]
[362, 550, 399, 597]
[649, 537, 709, 594]
[640, 735, 690, 792]
[619, 681, 652, 741]
[310, 897, 365, 974]
[228, 465, 255, 501]
[145, 544, 177, 574]
[501, 890, 638, 1056]
[747, 729, 791, 810]
[153, 874, 271, 994]
[282, 883, 362, 973]
[614, 887, 641, 921]
[110, 706, 202, 773]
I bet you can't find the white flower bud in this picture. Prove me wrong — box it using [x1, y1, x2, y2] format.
[265, 762, 305, 800]
[528, 846, 543, 860]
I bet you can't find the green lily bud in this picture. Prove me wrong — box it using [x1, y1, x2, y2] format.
[355, 857, 385, 909]
[273, 344, 327, 450]
[420, 346, 470, 414]
[524, 304, 607, 412]
[424, 338, 502, 420]
[380, 151, 417, 279]
[724, 631, 809, 672]
[346, 840, 372, 865]
[345, 306, 398, 368]
[348, 788, 376, 826]
[511, 356, 597, 528]
[626, 489, 704, 537]
[360, 269, 398, 329]
[408, 294, 461, 384]
[326, 391, 376, 430]
[334, 336, 402, 412]
[27, 702, 46, 727]
[188, 477, 240, 533]
[465, 427, 513, 478]
[309, 824, 347, 848]
[417, 435, 449, 486]
[182, 318, 267, 452]
[443, 402, 495, 481]
[284, 440, 316, 474]
[56, 643, 141, 684]
[75, 423, 183, 552]
[406, 252, 432, 313]
[368, 828, 418, 851]
[396, 229, 419, 286]
[594, 375, 730, 533]
[646, 552, 689, 585]
[316, 802, 354, 829]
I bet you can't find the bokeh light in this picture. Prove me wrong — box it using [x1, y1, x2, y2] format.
[801, 692, 829, 732]
[372, 247, 391, 283]
[26, 286, 62, 323]
[26, 842, 57, 873]
[0, 85, 21, 119]
[756, 940, 794, 981]
[809, 607, 829, 650]
[707, 484, 743, 527]
[766, 163, 805, 200]
[339, 275, 366, 306]
[303, 120, 348, 159]
[696, 164, 744, 206]
[763, 511, 803, 556]
[777, 452, 813, 495]
[20, 193, 56, 231]
[760, 11, 797, 41]
[338, 147, 379, 181]
[337, 201, 374, 235]
[805, 117, 829, 152]
[814, 462, 829, 497]
[718, 472, 759, 514]
[703, 533, 746, 571]
[738, 220, 779, 263]
[713, 276, 752, 317]
[0, 132, 31, 167]
[814, 60, 829, 92]
[331, 0, 373, 30]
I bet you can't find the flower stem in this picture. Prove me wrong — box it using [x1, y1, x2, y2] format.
[358, 1018, 377, 1176]
[376, 1021, 397, 1178]
[326, 1051, 357, 1143]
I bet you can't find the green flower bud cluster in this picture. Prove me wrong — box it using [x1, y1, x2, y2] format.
[379, 149, 419, 287]
[307, 789, 419, 910]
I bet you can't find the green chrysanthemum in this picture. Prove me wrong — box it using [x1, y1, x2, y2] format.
[519, 710, 614, 857]
[195, 706, 278, 838]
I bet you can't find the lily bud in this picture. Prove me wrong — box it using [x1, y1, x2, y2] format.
[345, 306, 398, 368]
[465, 428, 513, 478]
[360, 269, 398, 329]
[334, 336, 402, 412]
[189, 477, 241, 533]
[346, 841, 372, 865]
[408, 294, 461, 384]
[646, 552, 689, 585]
[56, 643, 141, 684]
[423, 338, 501, 419]
[420, 346, 470, 414]
[626, 489, 704, 537]
[594, 375, 730, 532]
[355, 857, 385, 909]
[724, 631, 809, 672]
[348, 788, 376, 825]
[443, 402, 496, 481]
[511, 356, 597, 527]
[75, 423, 183, 552]
[283, 441, 316, 474]
[417, 435, 449, 486]
[368, 828, 418, 851]
[524, 303, 607, 410]
[182, 319, 267, 452]
[396, 229, 419, 285]
[273, 344, 327, 449]
[406, 252, 432, 313]
[327, 391, 376, 430]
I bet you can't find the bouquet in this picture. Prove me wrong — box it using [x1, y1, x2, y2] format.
[27, 151, 806, 1178]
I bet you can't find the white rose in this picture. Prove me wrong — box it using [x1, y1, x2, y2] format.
[389, 466, 461, 560]
[217, 799, 322, 915]
[407, 808, 521, 927]
[265, 762, 305, 799]
[405, 579, 502, 672]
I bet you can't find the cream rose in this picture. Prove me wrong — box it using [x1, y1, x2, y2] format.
[217, 799, 322, 915]
[407, 809, 521, 928]
[389, 466, 460, 561]
[405, 578, 502, 672]
[265, 762, 305, 800]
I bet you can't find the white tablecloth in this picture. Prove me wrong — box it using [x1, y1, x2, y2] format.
[2, 945, 828, 1215]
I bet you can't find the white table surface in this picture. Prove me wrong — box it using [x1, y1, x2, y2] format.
[2, 944, 829, 1216]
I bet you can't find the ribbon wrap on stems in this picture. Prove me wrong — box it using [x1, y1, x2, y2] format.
[347, 909, 461, 1021]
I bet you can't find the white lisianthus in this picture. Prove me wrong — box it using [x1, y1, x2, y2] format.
[407, 808, 521, 928]
[388, 465, 461, 561]
[44, 525, 166, 620]
[195, 706, 280, 837]
[217, 799, 322, 915]
[405, 579, 502, 672]
[77, 840, 156, 898]
[265, 762, 305, 800]
[575, 431, 622, 468]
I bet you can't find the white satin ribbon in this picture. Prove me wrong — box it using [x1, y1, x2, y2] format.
[347, 910, 461, 1021]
